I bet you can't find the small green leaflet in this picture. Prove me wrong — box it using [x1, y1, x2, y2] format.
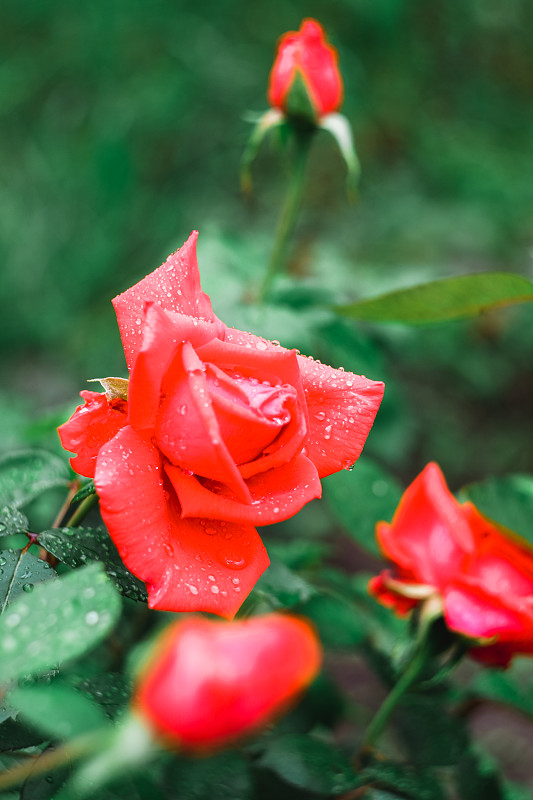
[0, 563, 121, 685]
[334, 273, 533, 324]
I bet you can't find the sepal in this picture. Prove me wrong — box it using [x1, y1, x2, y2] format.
[241, 109, 284, 194]
[319, 112, 360, 199]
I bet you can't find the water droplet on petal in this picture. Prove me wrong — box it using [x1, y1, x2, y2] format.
[223, 556, 247, 570]
[314, 411, 326, 421]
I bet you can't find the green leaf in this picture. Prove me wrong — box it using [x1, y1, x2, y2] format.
[9, 682, 110, 740]
[71, 480, 96, 505]
[0, 716, 45, 752]
[301, 593, 365, 648]
[0, 450, 70, 509]
[258, 734, 360, 796]
[360, 761, 446, 800]
[0, 549, 56, 614]
[319, 113, 360, 198]
[323, 459, 403, 557]
[37, 527, 147, 602]
[334, 273, 533, 324]
[78, 674, 132, 722]
[394, 693, 469, 766]
[164, 752, 253, 800]
[0, 506, 29, 538]
[470, 668, 533, 718]
[456, 750, 505, 800]
[460, 474, 533, 546]
[0, 563, 121, 684]
[250, 557, 316, 611]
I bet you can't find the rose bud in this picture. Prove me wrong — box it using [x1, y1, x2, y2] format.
[268, 19, 343, 121]
[134, 614, 322, 749]
[369, 462, 533, 667]
[59, 231, 384, 618]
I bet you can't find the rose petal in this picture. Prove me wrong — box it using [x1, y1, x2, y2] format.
[134, 614, 321, 748]
[58, 391, 128, 478]
[166, 453, 321, 526]
[443, 582, 532, 642]
[128, 303, 220, 432]
[95, 425, 269, 618]
[155, 342, 251, 502]
[368, 573, 420, 617]
[113, 232, 221, 370]
[198, 337, 308, 477]
[375, 463, 473, 589]
[297, 355, 384, 478]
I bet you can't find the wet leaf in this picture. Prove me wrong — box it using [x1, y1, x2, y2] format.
[165, 752, 253, 800]
[250, 557, 315, 610]
[323, 458, 403, 557]
[460, 474, 533, 546]
[0, 450, 70, 509]
[0, 563, 121, 685]
[37, 527, 147, 602]
[71, 480, 96, 505]
[258, 734, 360, 795]
[334, 273, 533, 324]
[360, 760, 446, 800]
[0, 549, 56, 615]
[9, 682, 110, 740]
[0, 506, 29, 538]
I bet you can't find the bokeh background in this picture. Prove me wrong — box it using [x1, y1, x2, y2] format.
[2, 0, 533, 483]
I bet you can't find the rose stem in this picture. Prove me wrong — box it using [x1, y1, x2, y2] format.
[259, 125, 313, 301]
[0, 731, 104, 792]
[64, 493, 99, 528]
[359, 634, 433, 756]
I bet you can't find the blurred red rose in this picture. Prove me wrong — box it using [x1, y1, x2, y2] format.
[369, 462, 533, 667]
[59, 231, 384, 618]
[134, 613, 321, 749]
[267, 19, 343, 119]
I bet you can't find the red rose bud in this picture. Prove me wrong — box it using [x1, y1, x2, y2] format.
[59, 231, 384, 619]
[369, 463, 533, 667]
[268, 19, 343, 121]
[134, 614, 322, 749]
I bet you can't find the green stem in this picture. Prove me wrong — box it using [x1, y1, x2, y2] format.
[361, 636, 432, 754]
[259, 127, 313, 301]
[65, 494, 98, 528]
[0, 731, 103, 792]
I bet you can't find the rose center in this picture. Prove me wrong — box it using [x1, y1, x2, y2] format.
[206, 365, 295, 465]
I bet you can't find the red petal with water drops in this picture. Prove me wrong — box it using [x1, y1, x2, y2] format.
[113, 232, 222, 371]
[166, 453, 321, 526]
[128, 303, 220, 432]
[134, 614, 321, 748]
[155, 342, 251, 502]
[58, 391, 128, 478]
[95, 425, 269, 618]
[297, 356, 384, 478]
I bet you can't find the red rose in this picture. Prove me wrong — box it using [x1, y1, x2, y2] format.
[134, 613, 321, 749]
[59, 231, 384, 618]
[267, 19, 343, 119]
[369, 462, 533, 667]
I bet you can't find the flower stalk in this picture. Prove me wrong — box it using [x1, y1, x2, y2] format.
[259, 126, 313, 301]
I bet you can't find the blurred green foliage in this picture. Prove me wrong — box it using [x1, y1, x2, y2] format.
[2, 0, 533, 485]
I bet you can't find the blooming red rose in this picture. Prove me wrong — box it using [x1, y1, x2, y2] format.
[267, 19, 343, 119]
[59, 231, 384, 618]
[134, 613, 321, 749]
[369, 462, 533, 667]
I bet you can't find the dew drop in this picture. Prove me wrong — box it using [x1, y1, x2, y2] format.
[85, 611, 99, 626]
[187, 584, 199, 595]
[314, 411, 326, 421]
[210, 585, 219, 594]
[163, 543, 174, 557]
[255, 341, 268, 351]
[223, 556, 247, 570]
[204, 527, 217, 536]
[22, 583, 34, 593]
